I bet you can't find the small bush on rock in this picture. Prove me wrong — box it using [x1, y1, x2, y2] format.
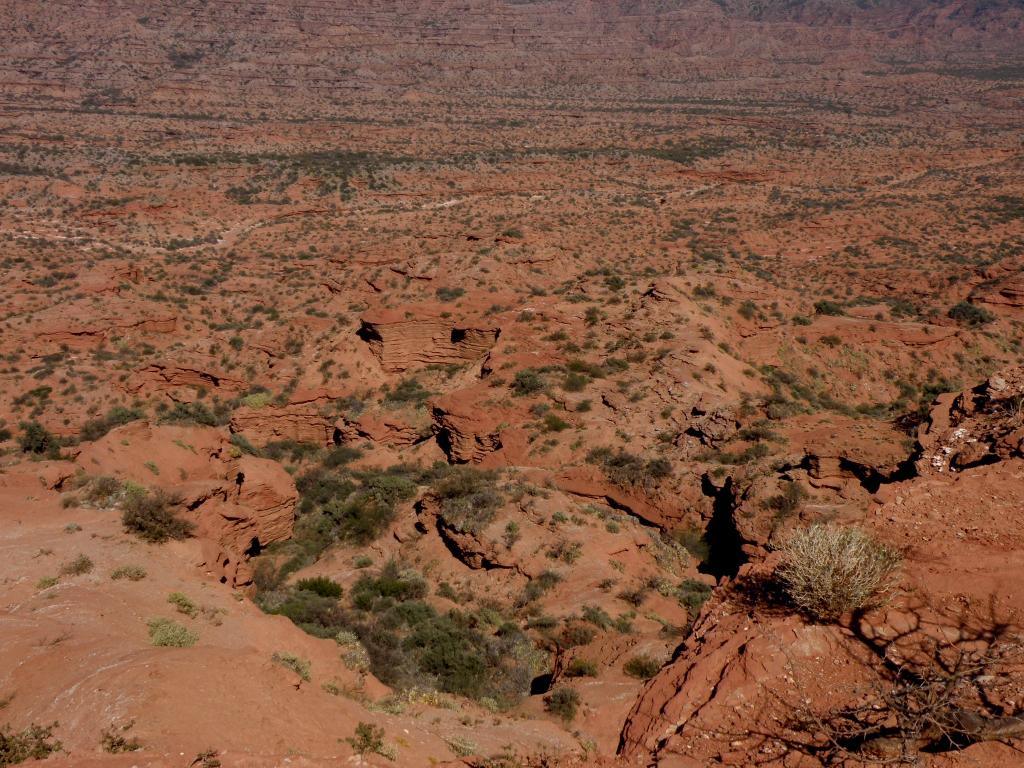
[623, 654, 662, 680]
[777, 524, 901, 621]
[431, 467, 504, 534]
[147, 617, 198, 647]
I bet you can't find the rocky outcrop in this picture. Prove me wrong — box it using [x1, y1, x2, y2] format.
[430, 391, 504, 463]
[192, 455, 297, 584]
[554, 466, 684, 529]
[683, 405, 737, 448]
[973, 275, 1024, 312]
[230, 403, 337, 446]
[128, 361, 247, 395]
[336, 412, 424, 447]
[76, 422, 296, 586]
[358, 308, 499, 373]
[32, 304, 177, 349]
[618, 588, 853, 765]
[918, 367, 1024, 475]
[414, 497, 515, 571]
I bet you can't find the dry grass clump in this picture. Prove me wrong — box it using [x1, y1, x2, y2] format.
[777, 524, 901, 621]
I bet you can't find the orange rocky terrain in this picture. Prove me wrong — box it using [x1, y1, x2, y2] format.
[0, 1, 1023, 766]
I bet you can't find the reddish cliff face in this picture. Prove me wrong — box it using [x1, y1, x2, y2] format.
[359, 309, 500, 373]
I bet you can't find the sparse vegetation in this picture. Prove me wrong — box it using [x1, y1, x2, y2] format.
[271, 652, 311, 681]
[59, 554, 93, 576]
[147, 617, 198, 647]
[0, 722, 62, 765]
[110, 565, 147, 581]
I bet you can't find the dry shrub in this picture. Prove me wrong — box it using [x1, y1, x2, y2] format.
[777, 524, 900, 621]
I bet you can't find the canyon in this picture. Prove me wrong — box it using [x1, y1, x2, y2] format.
[0, 1, 1022, 766]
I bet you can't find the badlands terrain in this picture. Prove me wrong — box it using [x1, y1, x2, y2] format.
[1, 0, 1023, 765]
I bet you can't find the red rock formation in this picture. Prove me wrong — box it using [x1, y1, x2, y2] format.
[192, 455, 297, 584]
[230, 403, 336, 446]
[31, 304, 177, 349]
[554, 466, 684, 529]
[917, 367, 1024, 475]
[359, 308, 499, 373]
[128, 362, 247, 395]
[336, 412, 424, 447]
[76, 422, 296, 586]
[430, 391, 504, 463]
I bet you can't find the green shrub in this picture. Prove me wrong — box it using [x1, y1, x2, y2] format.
[295, 576, 344, 598]
[948, 301, 995, 326]
[110, 565, 146, 581]
[444, 735, 478, 757]
[347, 722, 388, 757]
[0, 722, 62, 764]
[519, 569, 562, 604]
[511, 369, 544, 396]
[564, 658, 598, 678]
[18, 421, 58, 457]
[763, 481, 805, 523]
[350, 562, 428, 609]
[260, 588, 346, 638]
[292, 464, 419, 551]
[581, 605, 612, 629]
[229, 432, 260, 456]
[542, 413, 570, 432]
[669, 526, 710, 561]
[383, 377, 432, 407]
[435, 286, 465, 302]
[168, 592, 198, 618]
[431, 467, 504, 533]
[147, 617, 198, 647]
[676, 579, 713, 615]
[158, 401, 226, 426]
[587, 447, 671, 489]
[100, 722, 141, 753]
[82, 476, 123, 508]
[560, 622, 596, 648]
[122, 488, 192, 543]
[545, 687, 580, 722]
[59, 554, 93, 576]
[562, 372, 588, 392]
[813, 300, 845, 316]
[261, 557, 540, 708]
[80, 407, 145, 442]
[777, 525, 901, 621]
[623, 654, 662, 680]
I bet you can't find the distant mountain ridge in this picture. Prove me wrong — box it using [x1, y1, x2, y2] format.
[0, 0, 1020, 113]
